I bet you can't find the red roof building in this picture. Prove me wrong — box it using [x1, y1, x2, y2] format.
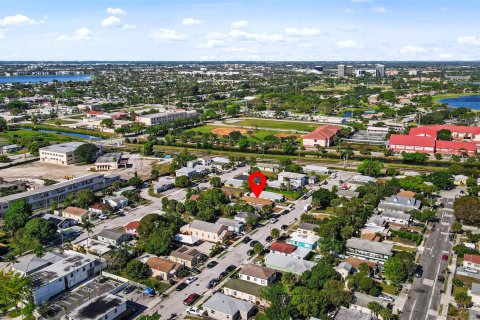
[269, 242, 296, 254]
[124, 221, 140, 237]
[388, 134, 435, 153]
[302, 125, 342, 148]
[464, 254, 480, 265]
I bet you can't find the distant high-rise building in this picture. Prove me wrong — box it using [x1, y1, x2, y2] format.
[314, 66, 323, 72]
[375, 64, 386, 77]
[338, 64, 347, 77]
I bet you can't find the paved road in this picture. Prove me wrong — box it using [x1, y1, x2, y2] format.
[401, 194, 458, 320]
[145, 193, 314, 318]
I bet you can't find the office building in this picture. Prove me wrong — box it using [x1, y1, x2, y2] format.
[375, 64, 385, 77]
[39, 142, 86, 166]
[135, 109, 197, 126]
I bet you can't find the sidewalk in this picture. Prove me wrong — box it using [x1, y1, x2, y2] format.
[439, 233, 460, 318]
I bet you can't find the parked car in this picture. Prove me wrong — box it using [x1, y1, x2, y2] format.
[226, 265, 236, 272]
[250, 240, 259, 247]
[247, 249, 254, 256]
[183, 293, 200, 305]
[282, 209, 290, 215]
[465, 267, 478, 274]
[414, 265, 423, 278]
[99, 215, 108, 220]
[373, 274, 384, 280]
[122, 286, 135, 294]
[281, 224, 288, 230]
[265, 236, 272, 242]
[190, 268, 202, 275]
[186, 306, 204, 317]
[176, 282, 188, 291]
[207, 261, 218, 268]
[219, 271, 229, 278]
[442, 254, 449, 261]
[437, 275, 445, 283]
[242, 236, 251, 244]
[206, 279, 218, 289]
[381, 295, 395, 302]
[270, 218, 278, 224]
[185, 276, 198, 284]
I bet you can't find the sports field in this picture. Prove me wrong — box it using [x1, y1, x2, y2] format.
[188, 125, 301, 141]
[222, 119, 319, 132]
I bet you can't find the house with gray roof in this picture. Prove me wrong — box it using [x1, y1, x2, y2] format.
[335, 307, 373, 320]
[216, 217, 244, 233]
[264, 252, 316, 275]
[378, 195, 421, 213]
[67, 293, 127, 320]
[346, 238, 393, 265]
[337, 189, 360, 199]
[380, 210, 411, 226]
[203, 292, 256, 320]
[96, 229, 130, 247]
[234, 211, 260, 224]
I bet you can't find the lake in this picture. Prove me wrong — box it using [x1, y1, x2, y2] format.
[0, 74, 93, 84]
[23, 128, 103, 141]
[438, 95, 480, 110]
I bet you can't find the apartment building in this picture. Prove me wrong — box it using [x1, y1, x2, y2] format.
[39, 142, 86, 165]
[346, 238, 394, 265]
[0, 173, 119, 216]
[135, 109, 197, 126]
[67, 293, 127, 320]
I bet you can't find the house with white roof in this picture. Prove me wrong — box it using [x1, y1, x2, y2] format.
[277, 172, 308, 187]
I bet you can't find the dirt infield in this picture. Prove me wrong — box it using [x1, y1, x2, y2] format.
[274, 133, 300, 138]
[211, 127, 250, 135]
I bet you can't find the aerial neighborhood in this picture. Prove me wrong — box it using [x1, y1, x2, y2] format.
[0, 59, 480, 320]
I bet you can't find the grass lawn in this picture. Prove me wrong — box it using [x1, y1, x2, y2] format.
[151, 161, 171, 175]
[454, 274, 479, 289]
[44, 119, 77, 125]
[223, 119, 319, 132]
[447, 303, 469, 320]
[264, 187, 302, 200]
[305, 84, 354, 92]
[380, 282, 399, 295]
[0, 129, 83, 143]
[393, 244, 417, 253]
[188, 125, 295, 142]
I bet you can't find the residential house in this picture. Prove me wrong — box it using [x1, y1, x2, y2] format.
[362, 216, 388, 237]
[40, 214, 77, 230]
[350, 292, 390, 318]
[154, 176, 175, 193]
[256, 163, 280, 173]
[62, 206, 89, 223]
[66, 293, 127, 320]
[335, 262, 355, 280]
[1, 144, 22, 153]
[89, 203, 108, 216]
[337, 190, 360, 199]
[303, 165, 331, 175]
[346, 238, 393, 265]
[454, 174, 469, 186]
[180, 220, 231, 243]
[96, 229, 130, 247]
[124, 221, 140, 237]
[335, 307, 373, 320]
[250, 191, 285, 202]
[212, 157, 230, 165]
[146, 257, 182, 280]
[380, 211, 411, 226]
[264, 252, 316, 275]
[277, 172, 308, 188]
[223, 279, 269, 307]
[351, 175, 376, 185]
[469, 283, 480, 306]
[269, 242, 311, 260]
[169, 246, 203, 268]
[103, 196, 128, 209]
[377, 195, 421, 213]
[240, 196, 274, 210]
[203, 292, 256, 320]
[289, 231, 319, 250]
[464, 254, 480, 272]
[234, 212, 260, 224]
[216, 217, 244, 233]
[239, 264, 276, 286]
[296, 223, 318, 237]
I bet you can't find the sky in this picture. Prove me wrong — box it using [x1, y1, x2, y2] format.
[0, 0, 479, 61]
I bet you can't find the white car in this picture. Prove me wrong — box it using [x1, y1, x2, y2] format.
[99, 215, 108, 220]
[186, 306, 204, 317]
[465, 267, 478, 274]
[269, 218, 278, 224]
[185, 276, 198, 284]
[381, 295, 395, 302]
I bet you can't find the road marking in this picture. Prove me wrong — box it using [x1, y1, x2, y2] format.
[427, 256, 443, 315]
[428, 309, 437, 316]
[423, 279, 434, 286]
[408, 298, 418, 320]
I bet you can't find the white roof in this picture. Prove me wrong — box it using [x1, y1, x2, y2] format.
[290, 231, 320, 245]
[264, 252, 315, 274]
[278, 171, 307, 179]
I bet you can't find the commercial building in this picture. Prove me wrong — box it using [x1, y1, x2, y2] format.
[0, 173, 119, 217]
[39, 142, 86, 166]
[66, 293, 127, 320]
[302, 125, 342, 148]
[94, 152, 125, 171]
[135, 109, 197, 126]
[346, 238, 394, 265]
[375, 64, 385, 77]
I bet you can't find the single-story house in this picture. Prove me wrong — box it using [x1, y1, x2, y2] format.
[289, 231, 319, 250]
[269, 241, 311, 260]
[146, 257, 182, 280]
[223, 279, 269, 307]
[469, 283, 480, 306]
[103, 196, 129, 209]
[62, 206, 90, 223]
[335, 307, 373, 320]
[264, 252, 315, 275]
[249, 191, 285, 202]
[234, 212, 260, 224]
[337, 190, 360, 199]
[203, 292, 256, 320]
[41, 213, 77, 230]
[464, 254, 480, 272]
[96, 229, 130, 247]
[350, 292, 390, 317]
[277, 172, 308, 187]
[154, 176, 175, 193]
[256, 163, 280, 173]
[454, 174, 469, 186]
[239, 264, 276, 286]
[216, 217, 244, 233]
[296, 223, 318, 237]
[89, 203, 108, 216]
[335, 262, 355, 280]
[303, 165, 331, 175]
[380, 211, 411, 226]
[124, 221, 140, 237]
[169, 246, 203, 268]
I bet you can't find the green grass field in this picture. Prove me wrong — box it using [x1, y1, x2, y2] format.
[44, 119, 77, 125]
[223, 119, 319, 132]
[188, 125, 294, 141]
[0, 129, 83, 143]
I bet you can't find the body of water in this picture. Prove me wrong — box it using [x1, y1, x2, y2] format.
[24, 128, 102, 141]
[0, 74, 92, 84]
[438, 95, 480, 110]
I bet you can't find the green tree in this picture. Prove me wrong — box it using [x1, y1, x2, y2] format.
[100, 118, 114, 129]
[454, 287, 471, 308]
[357, 160, 383, 177]
[128, 175, 143, 188]
[74, 143, 99, 164]
[104, 248, 131, 270]
[3, 199, 31, 233]
[76, 189, 95, 209]
[437, 129, 452, 141]
[262, 283, 292, 320]
[427, 171, 454, 190]
[311, 188, 336, 209]
[143, 141, 154, 156]
[0, 270, 32, 315]
[253, 242, 264, 255]
[0, 117, 7, 132]
[271, 228, 280, 239]
[384, 257, 408, 286]
[80, 219, 94, 248]
[24, 218, 57, 243]
[175, 176, 190, 188]
[281, 272, 296, 292]
[451, 221, 463, 233]
[454, 196, 480, 224]
[209, 176, 222, 187]
[126, 259, 149, 280]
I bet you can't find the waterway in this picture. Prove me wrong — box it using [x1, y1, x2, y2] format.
[438, 95, 480, 110]
[0, 74, 92, 84]
[24, 128, 102, 141]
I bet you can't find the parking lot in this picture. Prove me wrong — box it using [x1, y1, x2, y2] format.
[39, 278, 120, 319]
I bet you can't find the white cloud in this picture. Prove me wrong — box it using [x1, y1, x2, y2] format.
[122, 24, 136, 30]
[228, 29, 284, 42]
[200, 54, 216, 60]
[0, 29, 6, 38]
[372, 6, 390, 13]
[106, 7, 126, 15]
[223, 46, 257, 53]
[335, 39, 360, 48]
[197, 39, 223, 48]
[230, 20, 249, 29]
[440, 7, 449, 11]
[344, 8, 355, 13]
[438, 53, 453, 59]
[206, 32, 227, 39]
[148, 28, 186, 42]
[101, 16, 121, 27]
[0, 14, 44, 26]
[182, 18, 203, 26]
[284, 27, 320, 37]
[56, 27, 97, 42]
[400, 45, 425, 54]
[457, 35, 480, 45]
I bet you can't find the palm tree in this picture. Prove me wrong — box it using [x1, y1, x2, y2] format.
[80, 219, 94, 251]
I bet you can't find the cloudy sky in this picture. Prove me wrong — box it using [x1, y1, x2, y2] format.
[0, 0, 479, 61]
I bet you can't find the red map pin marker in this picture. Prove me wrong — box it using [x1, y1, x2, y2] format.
[248, 171, 267, 198]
